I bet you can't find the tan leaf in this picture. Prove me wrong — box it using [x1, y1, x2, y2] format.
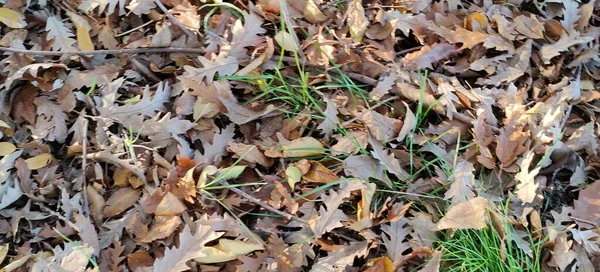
[444, 160, 476, 205]
[418, 250, 442, 272]
[24, 153, 53, 170]
[274, 31, 298, 52]
[402, 43, 457, 70]
[316, 95, 339, 140]
[103, 187, 141, 217]
[381, 219, 412, 267]
[66, 11, 94, 51]
[218, 96, 277, 125]
[331, 130, 368, 156]
[495, 124, 528, 167]
[514, 14, 544, 39]
[304, 0, 327, 24]
[303, 160, 338, 184]
[0, 7, 26, 28]
[346, 0, 369, 42]
[572, 180, 600, 229]
[151, 24, 172, 48]
[265, 137, 325, 158]
[194, 239, 264, 264]
[74, 213, 100, 256]
[86, 186, 105, 224]
[0, 142, 16, 156]
[434, 197, 489, 230]
[397, 102, 417, 142]
[370, 138, 409, 185]
[515, 151, 542, 204]
[361, 111, 402, 142]
[227, 142, 271, 167]
[137, 216, 182, 243]
[549, 233, 577, 271]
[370, 72, 397, 100]
[183, 56, 239, 84]
[540, 32, 594, 64]
[155, 192, 186, 216]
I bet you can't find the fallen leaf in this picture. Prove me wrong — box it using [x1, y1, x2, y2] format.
[103, 187, 141, 217]
[153, 224, 222, 272]
[24, 153, 53, 170]
[45, 16, 76, 51]
[434, 197, 489, 230]
[155, 192, 186, 216]
[381, 219, 412, 267]
[265, 137, 325, 158]
[0, 142, 16, 156]
[137, 216, 182, 243]
[361, 111, 402, 142]
[539, 32, 594, 64]
[303, 160, 338, 184]
[304, 0, 327, 24]
[274, 31, 299, 52]
[346, 0, 369, 42]
[194, 239, 264, 264]
[66, 11, 94, 51]
[0, 7, 26, 28]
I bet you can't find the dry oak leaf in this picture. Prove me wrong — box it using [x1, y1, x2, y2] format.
[304, 0, 327, 24]
[137, 215, 182, 243]
[331, 130, 368, 156]
[316, 94, 339, 140]
[370, 137, 409, 186]
[361, 110, 402, 143]
[402, 43, 458, 70]
[194, 239, 264, 264]
[495, 123, 528, 167]
[571, 180, 600, 229]
[182, 56, 238, 84]
[45, 16, 76, 52]
[218, 96, 277, 125]
[228, 142, 271, 167]
[343, 154, 386, 181]
[513, 14, 545, 39]
[444, 160, 476, 205]
[549, 233, 577, 271]
[311, 241, 368, 272]
[103, 187, 141, 217]
[221, 11, 266, 59]
[514, 151, 541, 204]
[381, 219, 412, 268]
[153, 223, 223, 272]
[309, 189, 352, 239]
[346, 0, 369, 42]
[540, 32, 594, 64]
[434, 197, 489, 230]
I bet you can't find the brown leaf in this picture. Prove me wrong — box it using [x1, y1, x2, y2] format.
[303, 161, 338, 184]
[495, 123, 528, 167]
[514, 14, 545, 39]
[103, 187, 141, 218]
[137, 216, 182, 243]
[155, 192, 186, 216]
[153, 224, 222, 272]
[228, 142, 271, 167]
[128, 251, 154, 272]
[572, 180, 600, 229]
[361, 110, 402, 142]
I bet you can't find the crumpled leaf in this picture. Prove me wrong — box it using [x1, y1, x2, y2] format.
[183, 56, 239, 84]
[346, 0, 369, 42]
[361, 111, 402, 142]
[539, 32, 594, 64]
[103, 187, 141, 217]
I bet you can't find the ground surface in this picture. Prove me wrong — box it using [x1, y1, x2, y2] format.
[0, 0, 600, 271]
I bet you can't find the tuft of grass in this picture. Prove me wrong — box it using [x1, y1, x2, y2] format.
[435, 209, 543, 272]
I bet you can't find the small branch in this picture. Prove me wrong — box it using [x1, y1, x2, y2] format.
[219, 180, 308, 225]
[115, 20, 157, 37]
[153, 0, 196, 39]
[85, 150, 146, 182]
[81, 118, 91, 218]
[0, 47, 206, 56]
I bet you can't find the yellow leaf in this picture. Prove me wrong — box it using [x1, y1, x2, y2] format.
[194, 239, 263, 264]
[67, 11, 94, 51]
[304, 0, 327, 24]
[364, 256, 394, 272]
[0, 8, 26, 29]
[0, 142, 16, 156]
[274, 31, 298, 53]
[0, 244, 9, 264]
[282, 137, 324, 158]
[155, 192, 186, 216]
[434, 197, 489, 230]
[25, 153, 53, 170]
[285, 165, 302, 188]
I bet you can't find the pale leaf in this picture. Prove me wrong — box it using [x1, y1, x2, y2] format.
[33, 96, 68, 143]
[0, 142, 16, 156]
[221, 12, 266, 58]
[332, 130, 368, 156]
[549, 234, 577, 271]
[218, 96, 276, 125]
[361, 111, 402, 142]
[565, 122, 597, 155]
[444, 160, 476, 204]
[370, 138, 409, 185]
[346, 0, 369, 42]
[304, 0, 327, 24]
[316, 95, 339, 140]
[194, 239, 263, 264]
[370, 72, 397, 100]
[195, 124, 235, 165]
[66, 11, 94, 51]
[397, 102, 417, 142]
[572, 180, 600, 229]
[434, 197, 489, 230]
[155, 192, 186, 216]
[311, 241, 368, 272]
[540, 32, 594, 64]
[138, 216, 182, 243]
[309, 189, 352, 238]
[343, 154, 386, 181]
[274, 31, 298, 52]
[381, 219, 412, 267]
[153, 224, 222, 272]
[514, 151, 541, 204]
[418, 250, 442, 272]
[402, 43, 457, 70]
[265, 137, 325, 158]
[74, 213, 100, 256]
[79, 0, 126, 15]
[45, 16, 76, 52]
[228, 142, 271, 167]
[126, 0, 156, 15]
[183, 56, 238, 84]
[570, 229, 600, 255]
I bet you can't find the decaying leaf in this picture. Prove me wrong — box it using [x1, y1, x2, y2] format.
[103, 187, 141, 218]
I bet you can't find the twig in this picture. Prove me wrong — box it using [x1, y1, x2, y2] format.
[153, 0, 196, 39]
[85, 149, 146, 182]
[0, 47, 206, 56]
[81, 118, 91, 218]
[115, 20, 157, 37]
[275, 56, 379, 85]
[341, 96, 399, 127]
[219, 180, 308, 225]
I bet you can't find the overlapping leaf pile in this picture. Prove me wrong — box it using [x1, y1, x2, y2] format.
[0, 0, 600, 271]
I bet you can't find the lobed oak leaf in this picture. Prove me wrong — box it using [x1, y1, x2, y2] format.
[444, 160, 476, 205]
[346, 0, 369, 42]
[514, 151, 541, 204]
[302, 160, 338, 184]
[360, 110, 402, 143]
[370, 138, 409, 186]
[513, 14, 544, 39]
[45, 16, 76, 52]
[343, 154, 386, 181]
[74, 213, 101, 256]
[195, 124, 235, 165]
[381, 219, 412, 269]
[331, 130, 368, 156]
[183, 56, 238, 85]
[79, 0, 126, 16]
[218, 96, 277, 125]
[309, 189, 352, 238]
[370, 72, 397, 100]
[571, 180, 600, 229]
[221, 12, 266, 59]
[311, 241, 368, 272]
[137, 215, 182, 243]
[153, 224, 222, 272]
[549, 233, 577, 271]
[540, 32, 594, 64]
[316, 95, 339, 140]
[32, 97, 68, 143]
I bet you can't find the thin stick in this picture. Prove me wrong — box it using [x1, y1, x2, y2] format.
[115, 20, 157, 37]
[341, 96, 399, 127]
[81, 118, 91, 218]
[85, 149, 146, 182]
[219, 180, 308, 225]
[0, 47, 206, 56]
[153, 0, 196, 39]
